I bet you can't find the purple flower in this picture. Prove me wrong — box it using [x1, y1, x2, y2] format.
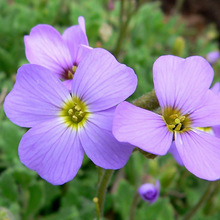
[24, 16, 90, 89]
[138, 180, 160, 204]
[113, 55, 220, 181]
[4, 48, 137, 185]
[206, 51, 220, 65]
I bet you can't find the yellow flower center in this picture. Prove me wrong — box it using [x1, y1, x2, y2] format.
[67, 65, 77, 79]
[60, 96, 90, 129]
[162, 107, 191, 133]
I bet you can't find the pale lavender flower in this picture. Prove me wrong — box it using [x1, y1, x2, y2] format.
[24, 16, 90, 89]
[113, 55, 220, 181]
[138, 180, 160, 204]
[4, 48, 137, 185]
[206, 51, 220, 65]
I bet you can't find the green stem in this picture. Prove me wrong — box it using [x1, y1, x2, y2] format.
[113, 0, 139, 58]
[129, 192, 140, 220]
[93, 197, 100, 220]
[97, 169, 114, 218]
[182, 181, 218, 220]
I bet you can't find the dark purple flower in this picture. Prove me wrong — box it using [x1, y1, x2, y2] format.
[206, 51, 220, 65]
[4, 48, 137, 185]
[138, 180, 160, 204]
[24, 16, 90, 89]
[113, 55, 220, 181]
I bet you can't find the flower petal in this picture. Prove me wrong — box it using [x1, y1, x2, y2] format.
[153, 55, 214, 114]
[190, 90, 220, 127]
[72, 48, 137, 112]
[113, 102, 173, 155]
[87, 107, 116, 131]
[62, 17, 89, 65]
[79, 112, 134, 169]
[168, 142, 183, 166]
[211, 82, 220, 95]
[24, 25, 73, 78]
[213, 125, 220, 138]
[175, 130, 220, 180]
[18, 118, 84, 185]
[4, 64, 70, 127]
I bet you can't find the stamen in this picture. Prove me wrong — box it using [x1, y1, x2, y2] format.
[72, 65, 77, 73]
[67, 70, 73, 79]
[175, 123, 182, 131]
[68, 109, 73, 115]
[75, 106, 81, 111]
[162, 107, 191, 133]
[72, 115, 78, 122]
[169, 114, 178, 119]
[175, 118, 180, 124]
[59, 96, 89, 128]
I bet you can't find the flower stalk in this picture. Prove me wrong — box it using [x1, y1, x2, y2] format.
[97, 169, 114, 218]
[183, 181, 218, 220]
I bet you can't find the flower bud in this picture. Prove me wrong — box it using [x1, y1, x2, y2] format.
[138, 180, 160, 204]
[206, 51, 220, 65]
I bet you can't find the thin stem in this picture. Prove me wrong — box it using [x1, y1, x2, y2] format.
[0, 87, 8, 107]
[97, 169, 114, 218]
[182, 181, 218, 220]
[113, 0, 139, 58]
[129, 192, 140, 220]
[93, 197, 100, 220]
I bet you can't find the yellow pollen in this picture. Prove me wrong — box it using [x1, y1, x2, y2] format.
[75, 106, 81, 111]
[169, 114, 178, 119]
[72, 65, 77, 73]
[68, 109, 74, 115]
[175, 118, 180, 124]
[67, 70, 73, 79]
[72, 115, 78, 122]
[162, 107, 191, 133]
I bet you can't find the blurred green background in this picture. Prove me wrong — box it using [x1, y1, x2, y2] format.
[0, 0, 220, 219]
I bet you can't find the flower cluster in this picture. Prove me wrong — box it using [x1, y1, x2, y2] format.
[4, 17, 137, 185]
[4, 16, 220, 185]
[113, 55, 220, 181]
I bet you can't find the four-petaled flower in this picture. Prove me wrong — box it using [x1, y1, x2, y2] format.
[4, 48, 137, 185]
[138, 180, 160, 204]
[24, 16, 90, 89]
[113, 55, 220, 181]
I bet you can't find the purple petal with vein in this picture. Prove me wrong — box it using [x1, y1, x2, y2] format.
[62, 18, 89, 65]
[18, 118, 84, 185]
[211, 82, 220, 95]
[168, 142, 183, 166]
[175, 130, 220, 180]
[24, 25, 72, 78]
[72, 48, 137, 112]
[213, 126, 220, 138]
[190, 90, 220, 127]
[113, 102, 173, 155]
[153, 55, 214, 114]
[4, 64, 70, 127]
[79, 109, 134, 169]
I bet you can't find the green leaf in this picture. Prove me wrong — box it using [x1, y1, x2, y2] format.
[23, 181, 44, 219]
[136, 198, 175, 220]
